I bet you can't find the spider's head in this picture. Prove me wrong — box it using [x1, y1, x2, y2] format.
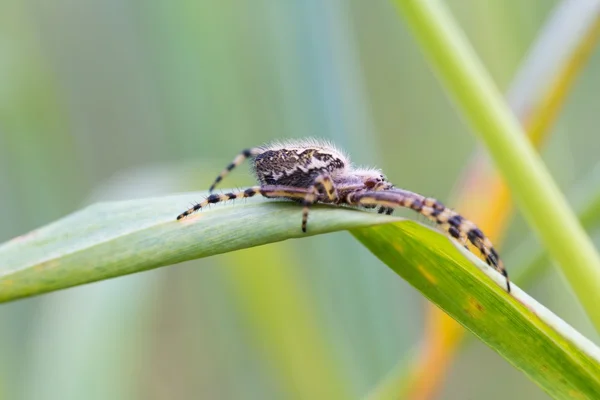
[353, 167, 393, 190]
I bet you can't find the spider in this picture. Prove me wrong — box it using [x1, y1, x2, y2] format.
[177, 139, 510, 292]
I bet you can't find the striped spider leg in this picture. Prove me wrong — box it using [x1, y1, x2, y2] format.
[301, 173, 338, 232]
[343, 188, 510, 292]
[176, 185, 314, 220]
[208, 148, 261, 193]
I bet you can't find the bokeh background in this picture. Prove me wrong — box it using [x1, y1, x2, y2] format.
[1, 1, 599, 399]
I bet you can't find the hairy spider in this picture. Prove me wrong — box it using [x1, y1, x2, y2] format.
[177, 139, 510, 292]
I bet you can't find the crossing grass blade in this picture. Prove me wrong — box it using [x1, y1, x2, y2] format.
[1, 193, 599, 397]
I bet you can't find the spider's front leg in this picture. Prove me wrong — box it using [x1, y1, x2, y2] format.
[301, 173, 339, 232]
[176, 185, 311, 220]
[346, 189, 511, 292]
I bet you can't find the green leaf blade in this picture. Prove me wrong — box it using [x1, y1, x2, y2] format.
[1, 194, 599, 397]
[353, 222, 600, 399]
[0, 194, 395, 302]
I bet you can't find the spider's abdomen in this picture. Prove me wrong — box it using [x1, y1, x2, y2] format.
[253, 148, 346, 188]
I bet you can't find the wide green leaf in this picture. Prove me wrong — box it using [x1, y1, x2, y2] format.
[0, 193, 395, 302]
[353, 223, 600, 399]
[1, 193, 599, 398]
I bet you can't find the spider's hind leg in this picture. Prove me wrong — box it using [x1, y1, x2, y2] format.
[301, 173, 339, 233]
[346, 189, 511, 292]
[209, 147, 260, 192]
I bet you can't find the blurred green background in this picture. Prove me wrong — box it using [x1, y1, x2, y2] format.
[1, 0, 599, 399]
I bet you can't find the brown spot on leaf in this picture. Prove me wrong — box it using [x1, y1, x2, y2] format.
[417, 265, 438, 285]
[465, 297, 485, 317]
[392, 242, 403, 253]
